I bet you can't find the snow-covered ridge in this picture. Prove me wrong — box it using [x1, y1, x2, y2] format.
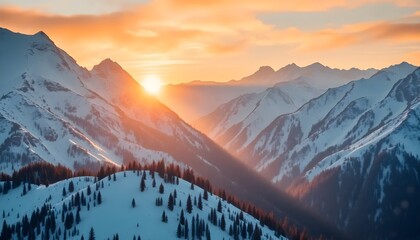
[238, 65, 420, 238]
[160, 61, 377, 123]
[194, 62, 378, 154]
[0, 171, 287, 240]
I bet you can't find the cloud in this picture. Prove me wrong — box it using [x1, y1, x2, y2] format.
[0, 0, 418, 82]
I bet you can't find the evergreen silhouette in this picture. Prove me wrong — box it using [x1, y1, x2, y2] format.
[186, 195, 193, 214]
[168, 193, 174, 211]
[88, 227, 95, 240]
[159, 183, 164, 194]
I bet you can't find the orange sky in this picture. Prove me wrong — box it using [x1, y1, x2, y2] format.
[0, 0, 419, 84]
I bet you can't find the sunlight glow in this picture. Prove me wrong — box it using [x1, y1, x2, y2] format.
[142, 75, 162, 95]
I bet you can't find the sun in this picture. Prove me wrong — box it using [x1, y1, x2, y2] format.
[142, 75, 162, 95]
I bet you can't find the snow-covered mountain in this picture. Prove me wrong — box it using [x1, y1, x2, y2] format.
[194, 63, 377, 153]
[239, 63, 420, 239]
[0, 28, 341, 238]
[159, 63, 376, 123]
[0, 171, 287, 239]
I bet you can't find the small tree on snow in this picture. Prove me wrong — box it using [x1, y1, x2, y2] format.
[159, 183, 164, 194]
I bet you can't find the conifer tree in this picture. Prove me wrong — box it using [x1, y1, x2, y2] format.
[203, 189, 208, 201]
[76, 210, 81, 224]
[180, 210, 185, 225]
[64, 213, 74, 230]
[168, 193, 174, 211]
[220, 214, 226, 231]
[198, 194, 203, 210]
[132, 198, 136, 208]
[217, 199, 222, 213]
[186, 195, 193, 214]
[184, 220, 189, 239]
[177, 222, 182, 238]
[68, 181, 74, 193]
[205, 224, 211, 240]
[97, 191, 102, 205]
[191, 216, 195, 239]
[88, 227, 95, 240]
[161, 211, 167, 223]
[159, 183, 164, 194]
[140, 178, 146, 192]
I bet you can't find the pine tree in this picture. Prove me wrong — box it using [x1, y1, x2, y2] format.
[184, 220, 189, 239]
[62, 187, 67, 196]
[64, 213, 74, 230]
[203, 189, 208, 201]
[220, 214, 226, 231]
[0, 220, 11, 240]
[88, 227, 95, 240]
[177, 222, 182, 238]
[161, 211, 167, 223]
[140, 178, 146, 192]
[191, 216, 195, 239]
[186, 195, 193, 214]
[205, 224, 211, 240]
[198, 194, 203, 210]
[217, 199, 222, 212]
[76, 210, 81, 224]
[97, 191, 102, 205]
[87, 185, 91, 195]
[22, 182, 27, 195]
[168, 193, 174, 211]
[68, 181, 74, 193]
[252, 224, 261, 240]
[132, 198, 136, 208]
[159, 183, 164, 194]
[180, 210, 185, 225]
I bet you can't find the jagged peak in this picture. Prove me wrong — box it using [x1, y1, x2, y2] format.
[383, 61, 417, 71]
[277, 63, 301, 72]
[92, 58, 124, 72]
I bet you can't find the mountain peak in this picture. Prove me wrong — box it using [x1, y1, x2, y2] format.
[256, 65, 275, 74]
[306, 62, 327, 69]
[379, 61, 417, 79]
[92, 58, 123, 72]
[278, 63, 300, 72]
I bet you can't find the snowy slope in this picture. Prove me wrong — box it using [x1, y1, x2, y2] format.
[240, 64, 420, 239]
[160, 64, 376, 123]
[194, 78, 324, 152]
[194, 63, 376, 153]
[0, 171, 287, 240]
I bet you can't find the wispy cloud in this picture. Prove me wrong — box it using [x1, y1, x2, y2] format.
[0, 0, 418, 82]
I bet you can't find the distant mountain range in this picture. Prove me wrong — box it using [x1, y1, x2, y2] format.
[159, 62, 377, 122]
[0, 27, 340, 238]
[198, 59, 420, 239]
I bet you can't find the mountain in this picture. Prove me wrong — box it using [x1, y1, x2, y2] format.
[239, 63, 420, 239]
[0, 28, 342, 238]
[194, 63, 377, 153]
[0, 171, 287, 239]
[160, 62, 376, 123]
